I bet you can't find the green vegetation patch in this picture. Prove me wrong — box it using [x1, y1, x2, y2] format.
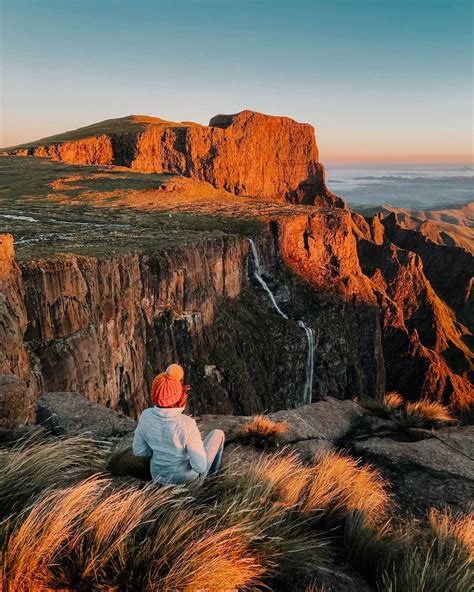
[0, 157, 262, 260]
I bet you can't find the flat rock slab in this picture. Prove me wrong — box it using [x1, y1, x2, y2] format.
[198, 397, 364, 446]
[37, 391, 137, 439]
[354, 435, 474, 481]
[353, 430, 474, 515]
[434, 425, 474, 457]
[270, 397, 364, 443]
[196, 413, 248, 442]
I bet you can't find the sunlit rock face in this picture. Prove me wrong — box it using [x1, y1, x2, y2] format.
[5, 111, 344, 207]
[275, 211, 473, 411]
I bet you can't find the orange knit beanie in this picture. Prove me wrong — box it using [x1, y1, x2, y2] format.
[151, 364, 184, 407]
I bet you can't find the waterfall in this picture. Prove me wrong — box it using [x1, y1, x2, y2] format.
[248, 238, 315, 405]
[298, 321, 315, 406]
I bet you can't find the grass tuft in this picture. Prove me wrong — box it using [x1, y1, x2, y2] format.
[0, 432, 106, 519]
[235, 415, 289, 449]
[383, 392, 404, 409]
[302, 451, 390, 521]
[404, 399, 455, 427]
[428, 507, 474, 561]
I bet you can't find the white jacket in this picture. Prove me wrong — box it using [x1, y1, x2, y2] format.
[132, 406, 207, 484]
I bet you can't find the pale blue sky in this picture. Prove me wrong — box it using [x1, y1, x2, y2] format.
[1, 0, 472, 163]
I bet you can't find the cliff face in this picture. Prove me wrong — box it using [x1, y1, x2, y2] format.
[275, 210, 473, 410]
[0, 198, 472, 426]
[381, 212, 473, 309]
[16, 237, 248, 418]
[3, 111, 344, 207]
[0, 235, 36, 424]
[0, 225, 398, 421]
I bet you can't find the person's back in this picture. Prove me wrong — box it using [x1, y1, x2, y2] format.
[133, 364, 224, 485]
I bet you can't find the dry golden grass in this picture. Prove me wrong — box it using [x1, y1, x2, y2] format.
[1, 477, 105, 591]
[1, 476, 266, 592]
[236, 449, 309, 507]
[302, 451, 390, 520]
[236, 415, 289, 449]
[428, 507, 474, 561]
[305, 583, 326, 592]
[4, 436, 471, 591]
[0, 433, 105, 519]
[405, 398, 455, 425]
[383, 392, 404, 409]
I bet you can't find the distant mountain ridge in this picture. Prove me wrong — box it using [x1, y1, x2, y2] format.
[355, 202, 473, 254]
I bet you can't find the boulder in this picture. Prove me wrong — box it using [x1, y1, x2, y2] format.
[36, 391, 136, 438]
[199, 397, 365, 468]
[270, 397, 365, 443]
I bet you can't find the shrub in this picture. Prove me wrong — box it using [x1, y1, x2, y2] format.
[235, 415, 289, 449]
[404, 399, 455, 427]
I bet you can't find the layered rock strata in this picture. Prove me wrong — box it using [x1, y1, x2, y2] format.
[2, 111, 343, 206]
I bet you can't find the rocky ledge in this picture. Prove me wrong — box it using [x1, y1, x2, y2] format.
[30, 390, 474, 518]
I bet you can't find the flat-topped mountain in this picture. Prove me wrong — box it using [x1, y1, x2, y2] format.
[1, 111, 343, 207]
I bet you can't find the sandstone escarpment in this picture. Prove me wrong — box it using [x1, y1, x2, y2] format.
[3, 111, 344, 206]
[0, 225, 401, 421]
[382, 212, 473, 309]
[273, 211, 473, 410]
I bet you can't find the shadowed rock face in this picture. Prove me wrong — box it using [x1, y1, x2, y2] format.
[2, 111, 344, 207]
[0, 229, 390, 419]
[16, 237, 248, 418]
[0, 234, 36, 401]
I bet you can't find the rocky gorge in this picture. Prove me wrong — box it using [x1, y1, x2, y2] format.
[0, 110, 472, 429]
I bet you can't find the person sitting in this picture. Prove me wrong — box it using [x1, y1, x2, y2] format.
[132, 363, 225, 484]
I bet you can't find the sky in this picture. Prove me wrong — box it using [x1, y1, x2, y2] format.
[0, 0, 472, 164]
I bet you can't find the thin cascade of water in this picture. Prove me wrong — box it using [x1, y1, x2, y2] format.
[248, 238, 314, 405]
[248, 239, 288, 319]
[298, 320, 315, 406]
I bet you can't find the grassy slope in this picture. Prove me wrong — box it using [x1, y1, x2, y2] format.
[0, 156, 262, 259]
[1, 114, 201, 151]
